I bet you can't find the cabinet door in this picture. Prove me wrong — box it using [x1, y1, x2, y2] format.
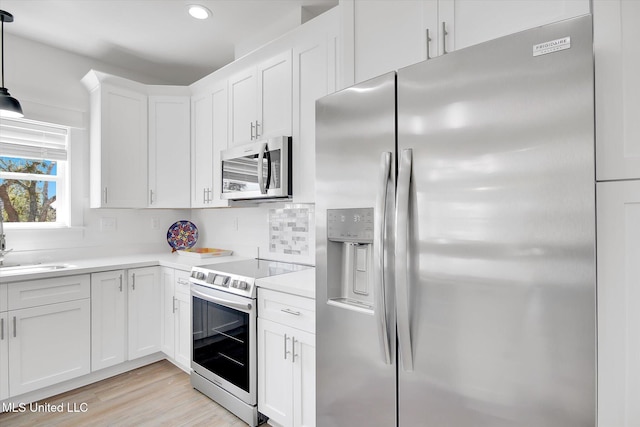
[211, 82, 230, 207]
[438, 0, 590, 54]
[258, 318, 293, 427]
[160, 267, 175, 359]
[228, 67, 257, 145]
[128, 267, 161, 360]
[191, 91, 214, 207]
[293, 32, 330, 203]
[257, 50, 292, 139]
[0, 283, 6, 312]
[353, 0, 437, 83]
[9, 299, 91, 396]
[148, 95, 191, 208]
[292, 329, 316, 427]
[91, 270, 126, 371]
[0, 312, 8, 400]
[99, 84, 148, 208]
[597, 181, 640, 427]
[594, 0, 640, 181]
[174, 292, 191, 371]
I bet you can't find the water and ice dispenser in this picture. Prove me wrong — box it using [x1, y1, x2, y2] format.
[326, 208, 375, 312]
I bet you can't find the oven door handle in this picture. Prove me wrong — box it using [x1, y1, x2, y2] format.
[191, 288, 253, 312]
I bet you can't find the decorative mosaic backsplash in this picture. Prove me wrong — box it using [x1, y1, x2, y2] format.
[269, 204, 314, 256]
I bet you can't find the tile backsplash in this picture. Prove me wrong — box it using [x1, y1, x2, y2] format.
[269, 204, 314, 256]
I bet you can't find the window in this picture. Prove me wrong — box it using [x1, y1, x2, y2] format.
[0, 118, 69, 226]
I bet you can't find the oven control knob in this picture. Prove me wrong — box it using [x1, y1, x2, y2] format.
[196, 272, 206, 280]
[238, 281, 248, 290]
[206, 273, 215, 284]
[231, 280, 238, 288]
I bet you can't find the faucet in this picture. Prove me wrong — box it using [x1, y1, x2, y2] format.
[0, 199, 12, 265]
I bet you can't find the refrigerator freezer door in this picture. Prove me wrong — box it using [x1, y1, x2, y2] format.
[316, 72, 397, 427]
[397, 15, 595, 427]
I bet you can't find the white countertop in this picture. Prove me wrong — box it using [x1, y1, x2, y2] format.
[255, 267, 316, 299]
[0, 253, 249, 283]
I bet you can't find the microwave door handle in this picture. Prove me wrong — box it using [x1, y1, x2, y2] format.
[257, 142, 267, 194]
[265, 149, 272, 191]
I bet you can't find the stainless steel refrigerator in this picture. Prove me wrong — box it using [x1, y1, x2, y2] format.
[315, 15, 595, 427]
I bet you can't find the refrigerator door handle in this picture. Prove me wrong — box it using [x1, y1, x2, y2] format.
[374, 151, 392, 365]
[396, 148, 414, 371]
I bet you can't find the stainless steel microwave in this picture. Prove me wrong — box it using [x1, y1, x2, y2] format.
[221, 136, 292, 201]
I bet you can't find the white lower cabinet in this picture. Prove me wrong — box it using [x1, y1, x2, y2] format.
[91, 270, 127, 370]
[597, 180, 640, 427]
[161, 267, 191, 371]
[127, 267, 161, 360]
[91, 266, 161, 371]
[1, 311, 9, 400]
[258, 289, 315, 427]
[5, 275, 91, 397]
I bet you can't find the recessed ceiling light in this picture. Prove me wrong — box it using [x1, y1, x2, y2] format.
[188, 5, 211, 20]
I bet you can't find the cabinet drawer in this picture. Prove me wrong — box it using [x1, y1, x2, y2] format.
[8, 274, 91, 310]
[259, 288, 315, 333]
[175, 269, 191, 297]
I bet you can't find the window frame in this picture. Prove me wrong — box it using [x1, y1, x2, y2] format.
[0, 118, 70, 228]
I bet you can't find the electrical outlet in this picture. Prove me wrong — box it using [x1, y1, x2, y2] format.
[234, 217, 239, 231]
[151, 217, 160, 229]
[100, 217, 117, 232]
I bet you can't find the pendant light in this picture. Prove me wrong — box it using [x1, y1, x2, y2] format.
[0, 10, 23, 118]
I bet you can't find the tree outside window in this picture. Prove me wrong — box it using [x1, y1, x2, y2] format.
[0, 157, 58, 223]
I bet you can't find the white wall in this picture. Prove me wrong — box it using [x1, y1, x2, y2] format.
[2, 34, 188, 264]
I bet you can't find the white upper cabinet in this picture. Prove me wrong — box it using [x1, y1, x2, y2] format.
[594, 0, 640, 181]
[228, 67, 258, 145]
[148, 95, 191, 208]
[349, 0, 590, 84]
[82, 71, 148, 208]
[191, 81, 229, 208]
[292, 11, 339, 203]
[439, 0, 590, 53]
[258, 50, 293, 140]
[228, 50, 292, 145]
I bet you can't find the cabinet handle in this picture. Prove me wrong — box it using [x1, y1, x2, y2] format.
[292, 337, 298, 363]
[149, 189, 154, 205]
[255, 120, 260, 138]
[132, 273, 136, 290]
[1, 317, 4, 340]
[281, 308, 301, 316]
[250, 121, 255, 140]
[13, 316, 16, 338]
[173, 296, 177, 314]
[203, 188, 207, 204]
[284, 333, 291, 360]
[426, 28, 432, 60]
[207, 188, 213, 203]
[119, 274, 123, 292]
[104, 187, 108, 204]
[442, 21, 448, 55]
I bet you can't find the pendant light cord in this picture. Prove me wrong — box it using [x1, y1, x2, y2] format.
[1, 19, 4, 88]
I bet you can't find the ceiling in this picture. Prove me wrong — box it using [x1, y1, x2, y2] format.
[0, 0, 338, 85]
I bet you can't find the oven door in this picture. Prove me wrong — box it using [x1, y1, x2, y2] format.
[191, 283, 257, 405]
[221, 136, 290, 200]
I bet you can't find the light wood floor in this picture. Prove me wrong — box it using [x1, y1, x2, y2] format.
[0, 360, 270, 427]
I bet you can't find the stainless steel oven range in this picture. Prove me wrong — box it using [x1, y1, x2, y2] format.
[189, 259, 310, 426]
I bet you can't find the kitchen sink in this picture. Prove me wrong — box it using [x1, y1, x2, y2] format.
[0, 264, 74, 275]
